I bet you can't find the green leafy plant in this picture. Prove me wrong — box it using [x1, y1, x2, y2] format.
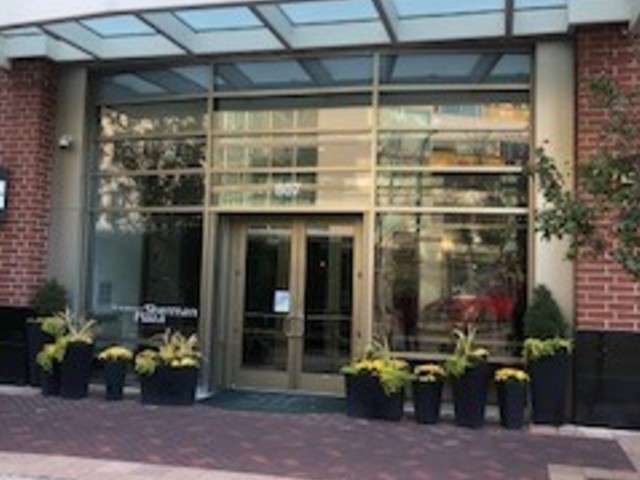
[36, 342, 65, 373]
[523, 285, 568, 339]
[530, 74, 640, 279]
[59, 309, 98, 344]
[31, 279, 67, 318]
[413, 363, 446, 383]
[444, 325, 490, 378]
[341, 339, 412, 395]
[494, 367, 530, 383]
[98, 346, 133, 362]
[135, 329, 201, 376]
[40, 316, 67, 339]
[523, 338, 572, 363]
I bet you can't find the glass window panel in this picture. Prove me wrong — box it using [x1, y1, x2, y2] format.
[100, 101, 207, 137]
[375, 213, 527, 357]
[378, 101, 530, 130]
[394, 0, 504, 17]
[211, 171, 371, 207]
[94, 174, 204, 208]
[175, 7, 262, 31]
[97, 67, 210, 102]
[378, 131, 530, 167]
[81, 15, 154, 37]
[213, 134, 371, 169]
[280, 0, 378, 25]
[237, 60, 311, 86]
[89, 212, 202, 348]
[376, 172, 527, 207]
[97, 139, 206, 173]
[319, 56, 374, 83]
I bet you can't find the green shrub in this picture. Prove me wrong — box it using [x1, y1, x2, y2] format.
[31, 279, 67, 317]
[523, 285, 568, 340]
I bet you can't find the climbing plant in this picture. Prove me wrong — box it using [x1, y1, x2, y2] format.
[531, 73, 640, 280]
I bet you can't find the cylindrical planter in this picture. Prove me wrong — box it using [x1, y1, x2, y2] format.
[104, 361, 127, 401]
[452, 363, 490, 429]
[26, 322, 54, 386]
[412, 380, 443, 424]
[41, 363, 61, 396]
[60, 342, 95, 399]
[529, 349, 569, 425]
[140, 366, 198, 406]
[344, 374, 404, 421]
[497, 380, 527, 429]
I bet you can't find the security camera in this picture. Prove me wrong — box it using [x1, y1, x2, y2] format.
[58, 134, 73, 149]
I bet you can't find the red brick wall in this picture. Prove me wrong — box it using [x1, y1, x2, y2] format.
[0, 60, 58, 307]
[575, 25, 640, 331]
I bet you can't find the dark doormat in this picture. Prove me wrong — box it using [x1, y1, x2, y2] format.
[199, 389, 346, 414]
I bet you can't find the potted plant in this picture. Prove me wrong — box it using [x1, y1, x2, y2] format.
[26, 279, 67, 386]
[444, 325, 491, 429]
[523, 285, 572, 425]
[36, 342, 64, 396]
[495, 367, 529, 429]
[97, 346, 133, 401]
[135, 329, 200, 406]
[341, 340, 411, 421]
[412, 363, 445, 424]
[55, 310, 98, 399]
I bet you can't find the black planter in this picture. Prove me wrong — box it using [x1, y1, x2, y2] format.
[529, 349, 569, 425]
[412, 380, 443, 424]
[41, 363, 61, 396]
[140, 366, 198, 406]
[497, 380, 527, 429]
[344, 374, 404, 421]
[452, 363, 490, 429]
[104, 361, 127, 401]
[26, 322, 54, 386]
[60, 342, 94, 399]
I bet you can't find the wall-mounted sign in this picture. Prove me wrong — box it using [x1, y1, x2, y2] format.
[114, 303, 199, 324]
[273, 290, 291, 313]
[0, 167, 7, 222]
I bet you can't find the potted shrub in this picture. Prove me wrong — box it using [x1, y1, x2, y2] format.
[444, 326, 491, 429]
[341, 340, 411, 421]
[36, 342, 64, 396]
[135, 329, 200, 406]
[412, 363, 445, 424]
[495, 367, 529, 429]
[98, 346, 133, 401]
[55, 310, 98, 399]
[523, 285, 572, 425]
[26, 280, 67, 386]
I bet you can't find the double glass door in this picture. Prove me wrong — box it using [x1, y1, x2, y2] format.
[230, 218, 361, 393]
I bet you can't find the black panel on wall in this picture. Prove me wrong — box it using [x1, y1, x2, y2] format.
[574, 330, 640, 428]
[0, 306, 31, 384]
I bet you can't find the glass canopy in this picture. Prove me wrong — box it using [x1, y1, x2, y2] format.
[0, 0, 632, 64]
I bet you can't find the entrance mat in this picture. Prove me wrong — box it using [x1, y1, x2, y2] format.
[200, 390, 346, 414]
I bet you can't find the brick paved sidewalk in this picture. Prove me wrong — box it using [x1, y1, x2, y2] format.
[0, 391, 638, 480]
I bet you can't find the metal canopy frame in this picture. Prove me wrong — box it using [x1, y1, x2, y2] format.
[0, 0, 636, 65]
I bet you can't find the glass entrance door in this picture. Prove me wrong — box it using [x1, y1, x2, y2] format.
[231, 218, 360, 394]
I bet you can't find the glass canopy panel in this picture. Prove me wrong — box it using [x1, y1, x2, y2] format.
[514, 0, 566, 8]
[1, 27, 41, 36]
[280, 0, 378, 25]
[80, 15, 155, 37]
[97, 67, 210, 102]
[319, 56, 374, 84]
[393, 0, 504, 18]
[174, 7, 262, 31]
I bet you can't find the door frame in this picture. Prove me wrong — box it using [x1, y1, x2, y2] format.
[222, 214, 364, 394]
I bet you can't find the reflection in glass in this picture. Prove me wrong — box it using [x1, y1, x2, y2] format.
[98, 139, 205, 173]
[100, 101, 207, 137]
[89, 213, 202, 347]
[377, 172, 527, 207]
[95, 174, 204, 208]
[375, 214, 527, 357]
[303, 227, 353, 374]
[378, 131, 530, 167]
[242, 227, 291, 370]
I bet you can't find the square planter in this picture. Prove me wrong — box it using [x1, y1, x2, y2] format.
[60, 342, 95, 399]
[529, 350, 569, 425]
[140, 366, 198, 406]
[41, 363, 61, 396]
[104, 361, 127, 401]
[497, 380, 527, 429]
[344, 374, 404, 421]
[452, 363, 490, 429]
[412, 380, 443, 424]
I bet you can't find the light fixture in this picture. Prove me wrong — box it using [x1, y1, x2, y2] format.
[0, 167, 7, 222]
